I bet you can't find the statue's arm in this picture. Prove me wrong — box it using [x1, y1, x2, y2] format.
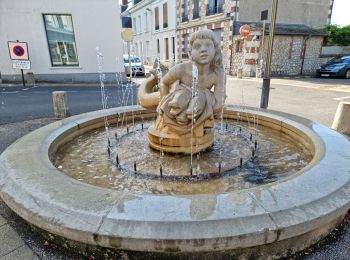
[160, 66, 180, 99]
[213, 68, 226, 113]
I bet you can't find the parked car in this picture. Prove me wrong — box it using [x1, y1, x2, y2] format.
[123, 55, 145, 76]
[316, 55, 350, 79]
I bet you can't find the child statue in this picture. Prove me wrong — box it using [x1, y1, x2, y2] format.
[138, 29, 226, 153]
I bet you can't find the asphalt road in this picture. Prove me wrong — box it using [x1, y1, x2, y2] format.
[0, 84, 138, 124]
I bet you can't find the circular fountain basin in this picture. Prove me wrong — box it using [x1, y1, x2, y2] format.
[0, 105, 350, 258]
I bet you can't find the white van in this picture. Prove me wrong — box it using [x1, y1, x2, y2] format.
[123, 55, 145, 76]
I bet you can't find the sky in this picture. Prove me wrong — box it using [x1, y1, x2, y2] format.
[331, 0, 349, 26]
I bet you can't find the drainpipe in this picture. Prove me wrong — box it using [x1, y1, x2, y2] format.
[300, 34, 311, 76]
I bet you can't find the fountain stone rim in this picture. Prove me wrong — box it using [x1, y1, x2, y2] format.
[0, 105, 349, 256]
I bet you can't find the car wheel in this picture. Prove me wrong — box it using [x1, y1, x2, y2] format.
[346, 69, 350, 79]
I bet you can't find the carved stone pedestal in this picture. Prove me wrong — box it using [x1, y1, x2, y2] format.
[148, 125, 214, 154]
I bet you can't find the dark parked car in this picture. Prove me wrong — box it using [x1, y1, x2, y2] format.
[316, 56, 350, 79]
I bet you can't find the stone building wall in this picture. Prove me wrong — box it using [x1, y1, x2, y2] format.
[302, 36, 327, 75]
[270, 36, 304, 76]
[238, 0, 333, 29]
[231, 32, 326, 77]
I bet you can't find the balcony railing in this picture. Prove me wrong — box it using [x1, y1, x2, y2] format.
[181, 15, 189, 22]
[206, 4, 223, 16]
[193, 10, 200, 20]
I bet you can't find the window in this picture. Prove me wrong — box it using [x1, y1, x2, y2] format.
[172, 37, 175, 59]
[182, 0, 189, 22]
[183, 33, 189, 58]
[163, 3, 168, 28]
[144, 12, 148, 32]
[165, 38, 169, 60]
[235, 40, 243, 53]
[207, 0, 223, 16]
[155, 7, 159, 30]
[43, 14, 79, 66]
[133, 18, 137, 32]
[193, 0, 200, 19]
[138, 15, 141, 33]
[157, 39, 160, 54]
[213, 29, 221, 44]
[124, 56, 141, 63]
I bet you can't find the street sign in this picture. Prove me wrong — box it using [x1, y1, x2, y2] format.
[261, 10, 268, 21]
[239, 25, 251, 37]
[12, 60, 31, 70]
[121, 28, 133, 42]
[8, 41, 29, 60]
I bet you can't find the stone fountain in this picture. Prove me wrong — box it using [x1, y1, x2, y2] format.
[0, 29, 350, 259]
[139, 30, 225, 154]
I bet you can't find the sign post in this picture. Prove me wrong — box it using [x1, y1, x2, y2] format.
[121, 29, 134, 82]
[239, 25, 251, 78]
[260, 0, 278, 109]
[8, 40, 30, 87]
[258, 10, 268, 78]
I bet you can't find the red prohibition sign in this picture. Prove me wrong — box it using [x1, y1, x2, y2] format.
[13, 45, 25, 57]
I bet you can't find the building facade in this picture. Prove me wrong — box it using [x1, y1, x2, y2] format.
[0, 0, 124, 83]
[176, 0, 236, 73]
[231, 22, 328, 77]
[238, 0, 334, 29]
[123, 0, 177, 66]
[121, 0, 333, 77]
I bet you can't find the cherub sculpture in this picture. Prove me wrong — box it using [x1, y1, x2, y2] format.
[138, 29, 226, 153]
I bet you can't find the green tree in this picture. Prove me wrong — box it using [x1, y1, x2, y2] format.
[322, 24, 350, 46]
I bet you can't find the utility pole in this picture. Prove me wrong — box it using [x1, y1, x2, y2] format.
[260, 0, 278, 109]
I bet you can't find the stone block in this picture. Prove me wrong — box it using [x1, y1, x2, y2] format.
[52, 91, 70, 119]
[332, 102, 350, 136]
[25, 72, 35, 87]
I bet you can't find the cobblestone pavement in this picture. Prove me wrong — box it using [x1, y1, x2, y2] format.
[0, 76, 349, 259]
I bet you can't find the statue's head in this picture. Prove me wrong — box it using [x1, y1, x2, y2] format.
[189, 29, 223, 72]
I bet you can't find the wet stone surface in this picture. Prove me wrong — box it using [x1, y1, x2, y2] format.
[54, 119, 313, 195]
